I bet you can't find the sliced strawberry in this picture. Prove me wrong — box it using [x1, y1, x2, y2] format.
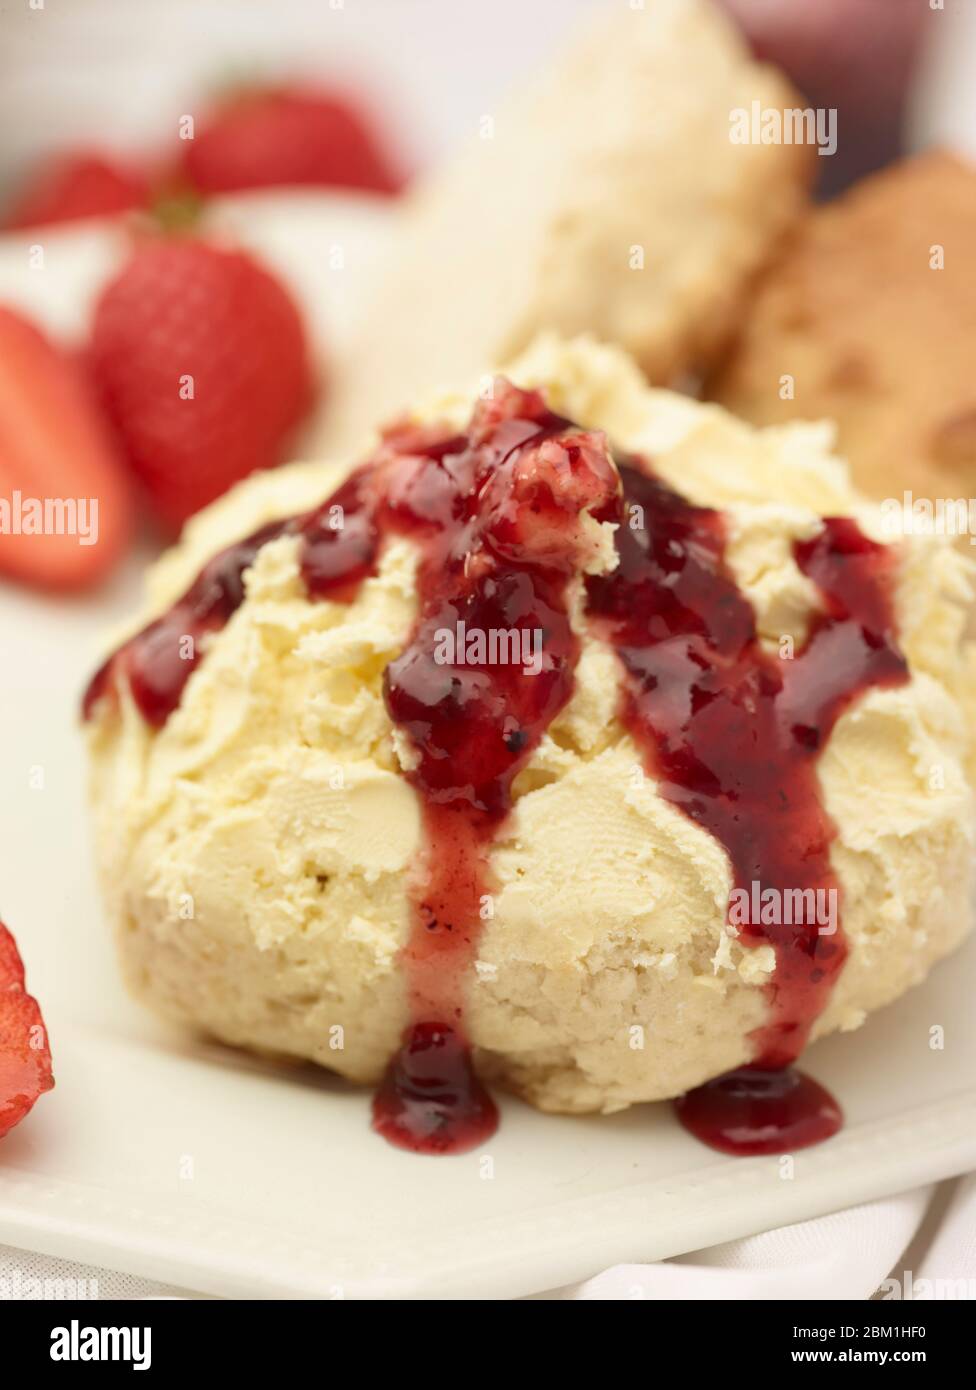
[0, 923, 53, 1140]
[90, 237, 317, 529]
[3, 151, 151, 231]
[181, 84, 403, 197]
[0, 306, 133, 589]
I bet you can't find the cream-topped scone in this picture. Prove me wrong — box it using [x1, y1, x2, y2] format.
[85, 337, 975, 1139]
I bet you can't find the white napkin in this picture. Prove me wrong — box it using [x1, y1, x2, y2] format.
[543, 1176, 976, 1300]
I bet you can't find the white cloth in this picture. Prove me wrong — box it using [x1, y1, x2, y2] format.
[2, 1176, 974, 1300]
[546, 1176, 976, 1301]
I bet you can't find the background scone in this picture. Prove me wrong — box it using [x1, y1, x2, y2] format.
[320, 0, 812, 452]
[711, 151, 976, 503]
[86, 337, 975, 1116]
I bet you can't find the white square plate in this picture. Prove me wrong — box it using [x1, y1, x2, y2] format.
[0, 202, 974, 1300]
[1, 551, 975, 1300]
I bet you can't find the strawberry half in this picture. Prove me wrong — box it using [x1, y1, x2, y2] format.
[3, 151, 151, 231]
[180, 84, 403, 197]
[0, 923, 54, 1140]
[90, 238, 317, 529]
[0, 305, 133, 590]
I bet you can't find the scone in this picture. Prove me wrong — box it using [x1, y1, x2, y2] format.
[711, 151, 976, 503]
[83, 336, 975, 1154]
[319, 0, 812, 452]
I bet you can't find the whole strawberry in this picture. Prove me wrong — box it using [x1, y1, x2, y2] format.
[0, 922, 54, 1140]
[90, 238, 316, 528]
[181, 84, 403, 197]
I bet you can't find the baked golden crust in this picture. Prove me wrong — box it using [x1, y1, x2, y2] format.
[711, 151, 976, 502]
[319, 0, 814, 454]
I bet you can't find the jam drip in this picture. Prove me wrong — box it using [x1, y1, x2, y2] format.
[376, 385, 619, 1152]
[673, 1067, 843, 1157]
[586, 468, 908, 1154]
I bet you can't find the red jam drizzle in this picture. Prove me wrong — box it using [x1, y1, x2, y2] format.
[374, 386, 618, 1152]
[82, 387, 909, 1159]
[586, 467, 908, 1154]
[673, 1067, 844, 1157]
[82, 467, 383, 727]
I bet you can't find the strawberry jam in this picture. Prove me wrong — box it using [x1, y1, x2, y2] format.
[82, 467, 382, 726]
[587, 467, 907, 1154]
[83, 383, 909, 1157]
[376, 386, 618, 1152]
[673, 1066, 844, 1157]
